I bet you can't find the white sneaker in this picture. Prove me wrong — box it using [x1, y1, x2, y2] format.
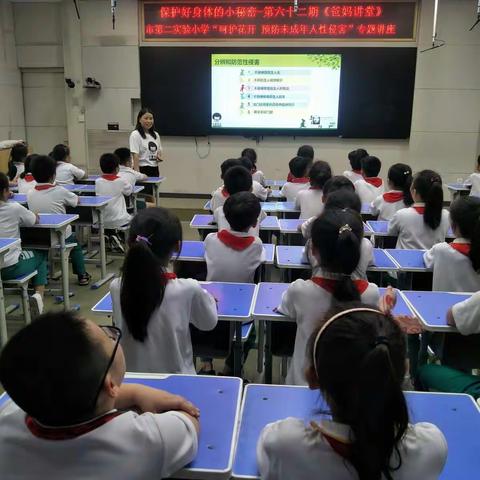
[30, 293, 44, 318]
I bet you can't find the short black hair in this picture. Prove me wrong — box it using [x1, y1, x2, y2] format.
[224, 192, 261, 232]
[0, 311, 109, 426]
[309, 160, 332, 189]
[0, 172, 9, 195]
[325, 190, 362, 213]
[223, 165, 252, 195]
[241, 148, 257, 164]
[100, 153, 119, 174]
[31, 155, 56, 183]
[220, 158, 241, 178]
[50, 144, 70, 163]
[361, 156, 381, 178]
[348, 148, 369, 171]
[239, 156, 254, 172]
[297, 145, 314, 160]
[289, 156, 310, 178]
[114, 148, 132, 165]
[323, 175, 355, 197]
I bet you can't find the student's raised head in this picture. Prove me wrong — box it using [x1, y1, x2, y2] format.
[306, 304, 408, 480]
[241, 148, 257, 166]
[297, 144, 314, 160]
[309, 160, 332, 190]
[0, 172, 10, 201]
[223, 165, 252, 195]
[348, 148, 369, 172]
[411, 169, 443, 230]
[288, 156, 310, 179]
[325, 189, 361, 213]
[7, 142, 28, 180]
[20, 154, 39, 180]
[31, 155, 56, 183]
[224, 192, 261, 232]
[239, 156, 254, 173]
[0, 311, 126, 426]
[121, 208, 182, 342]
[388, 163, 413, 206]
[50, 144, 70, 164]
[361, 155, 381, 178]
[450, 196, 480, 271]
[114, 147, 132, 167]
[322, 175, 355, 199]
[220, 158, 241, 179]
[311, 208, 364, 302]
[99, 153, 119, 174]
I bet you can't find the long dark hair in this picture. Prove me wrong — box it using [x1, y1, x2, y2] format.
[412, 170, 443, 230]
[388, 163, 413, 206]
[450, 196, 480, 271]
[7, 143, 28, 180]
[120, 208, 182, 342]
[135, 107, 157, 140]
[311, 208, 364, 302]
[50, 144, 70, 164]
[309, 304, 409, 480]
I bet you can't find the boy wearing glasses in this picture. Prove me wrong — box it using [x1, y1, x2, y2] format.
[0, 312, 200, 479]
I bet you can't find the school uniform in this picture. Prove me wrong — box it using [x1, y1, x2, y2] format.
[252, 180, 268, 201]
[213, 206, 267, 237]
[210, 186, 229, 212]
[424, 239, 480, 292]
[388, 204, 450, 250]
[55, 162, 85, 186]
[278, 272, 380, 385]
[11, 162, 24, 182]
[295, 187, 324, 219]
[342, 169, 363, 184]
[204, 229, 265, 283]
[111, 275, 217, 374]
[253, 169, 265, 186]
[371, 190, 406, 221]
[17, 174, 37, 194]
[280, 179, 310, 202]
[466, 172, 480, 197]
[95, 175, 132, 229]
[354, 177, 384, 204]
[257, 416, 447, 480]
[118, 165, 148, 189]
[452, 291, 480, 335]
[0, 400, 197, 480]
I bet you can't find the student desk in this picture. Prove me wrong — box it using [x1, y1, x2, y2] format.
[9, 193, 27, 205]
[74, 184, 144, 195]
[232, 385, 480, 480]
[0, 238, 21, 346]
[203, 194, 288, 211]
[265, 180, 286, 188]
[447, 182, 471, 200]
[259, 202, 299, 216]
[20, 214, 78, 311]
[0, 373, 241, 480]
[384, 249, 429, 272]
[367, 221, 455, 240]
[189, 215, 280, 237]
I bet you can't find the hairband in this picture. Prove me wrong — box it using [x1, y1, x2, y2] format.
[312, 307, 385, 378]
[338, 224, 352, 235]
[135, 235, 152, 246]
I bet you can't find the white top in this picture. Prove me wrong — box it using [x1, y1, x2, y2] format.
[0, 202, 36, 267]
[466, 172, 480, 197]
[210, 186, 228, 212]
[252, 180, 268, 201]
[17, 177, 37, 194]
[280, 182, 310, 202]
[95, 177, 132, 229]
[55, 162, 85, 186]
[204, 231, 265, 283]
[354, 178, 385, 204]
[253, 170, 265, 186]
[295, 188, 324, 219]
[424, 239, 480, 292]
[111, 277, 217, 374]
[129, 130, 162, 168]
[0, 401, 197, 480]
[118, 165, 148, 189]
[213, 206, 267, 237]
[278, 275, 379, 385]
[388, 205, 450, 250]
[371, 191, 406, 221]
[343, 169, 363, 184]
[452, 290, 480, 335]
[11, 162, 25, 182]
[257, 417, 447, 480]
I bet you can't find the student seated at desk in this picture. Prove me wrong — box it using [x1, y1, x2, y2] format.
[388, 170, 450, 249]
[17, 154, 38, 194]
[287, 145, 314, 182]
[465, 154, 480, 197]
[343, 148, 368, 184]
[51, 144, 86, 186]
[0, 311, 200, 479]
[111, 208, 217, 374]
[27, 155, 91, 286]
[7, 142, 27, 185]
[242, 147, 265, 186]
[371, 163, 413, 221]
[239, 156, 269, 201]
[0, 173, 47, 314]
[213, 166, 267, 237]
[354, 155, 385, 204]
[210, 158, 242, 212]
[280, 156, 311, 202]
[258, 305, 447, 480]
[115, 147, 148, 189]
[278, 208, 380, 385]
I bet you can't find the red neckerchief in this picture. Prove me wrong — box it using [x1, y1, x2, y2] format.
[34, 184, 55, 191]
[412, 205, 425, 214]
[25, 411, 122, 440]
[311, 277, 369, 294]
[364, 177, 383, 188]
[352, 169, 362, 175]
[162, 272, 177, 280]
[24, 174, 34, 183]
[217, 229, 255, 251]
[289, 177, 309, 184]
[221, 187, 229, 198]
[309, 186, 322, 190]
[450, 242, 471, 257]
[383, 191, 403, 203]
[102, 174, 119, 181]
[287, 172, 294, 182]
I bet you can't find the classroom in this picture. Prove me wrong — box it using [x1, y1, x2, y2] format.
[0, 0, 479, 478]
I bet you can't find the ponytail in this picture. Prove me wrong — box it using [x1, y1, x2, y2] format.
[334, 228, 361, 302]
[388, 163, 413, 206]
[412, 170, 443, 230]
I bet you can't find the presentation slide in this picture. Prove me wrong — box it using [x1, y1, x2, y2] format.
[211, 53, 341, 130]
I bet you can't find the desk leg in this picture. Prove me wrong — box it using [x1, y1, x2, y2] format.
[92, 208, 115, 290]
[265, 321, 272, 384]
[234, 321, 243, 378]
[58, 231, 70, 311]
[154, 184, 160, 207]
[0, 269, 7, 347]
[257, 320, 264, 374]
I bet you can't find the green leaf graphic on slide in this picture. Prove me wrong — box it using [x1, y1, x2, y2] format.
[307, 54, 341, 70]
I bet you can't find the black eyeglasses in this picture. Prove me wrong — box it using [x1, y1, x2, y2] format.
[91, 325, 122, 410]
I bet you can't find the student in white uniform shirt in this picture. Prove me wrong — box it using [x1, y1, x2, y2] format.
[280, 155, 311, 202]
[7, 142, 27, 184]
[388, 170, 450, 250]
[210, 158, 241, 212]
[371, 163, 413, 221]
[465, 155, 480, 197]
[278, 208, 380, 386]
[242, 147, 265, 186]
[27, 155, 91, 285]
[0, 311, 200, 480]
[16, 154, 38, 194]
[343, 147, 368, 184]
[111, 208, 217, 374]
[295, 160, 332, 219]
[354, 155, 385, 204]
[258, 305, 447, 480]
[239, 156, 269, 201]
[424, 196, 480, 292]
[95, 153, 133, 230]
[51, 144, 86, 185]
[114, 147, 148, 188]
